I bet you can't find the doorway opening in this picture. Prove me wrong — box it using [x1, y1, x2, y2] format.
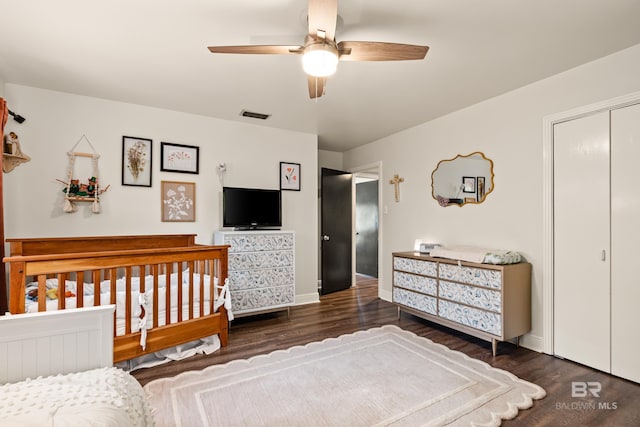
[350, 162, 383, 298]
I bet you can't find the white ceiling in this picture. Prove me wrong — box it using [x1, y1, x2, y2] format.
[1, 0, 639, 152]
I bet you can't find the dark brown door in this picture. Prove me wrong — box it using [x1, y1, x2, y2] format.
[321, 168, 353, 295]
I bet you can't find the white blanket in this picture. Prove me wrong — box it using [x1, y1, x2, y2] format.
[0, 367, 153, 427]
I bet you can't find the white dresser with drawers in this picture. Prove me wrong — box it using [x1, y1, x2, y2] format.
[392, 251, 531, 355]
[214, 230, 295, 317]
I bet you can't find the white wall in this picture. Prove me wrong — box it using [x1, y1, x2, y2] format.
[3, 84, 319, 304]
[318, 149, 343, 172]
[343, 43, 640, 351]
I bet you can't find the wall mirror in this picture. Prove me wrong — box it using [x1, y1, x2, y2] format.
[431, 152, 494, 207]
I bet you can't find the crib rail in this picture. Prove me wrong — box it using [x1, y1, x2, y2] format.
[7, 234, 197, 256]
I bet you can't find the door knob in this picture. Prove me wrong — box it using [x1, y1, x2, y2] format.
[322, 235, 330, 241]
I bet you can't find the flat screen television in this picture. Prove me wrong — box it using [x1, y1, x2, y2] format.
[223, 186, 282, 229]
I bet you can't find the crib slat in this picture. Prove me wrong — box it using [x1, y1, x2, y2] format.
[93, 270, 101, 306]
[37, 276, 46, 312]
[152, 264, 159, 328]
[165, 263, 172, 325]
[110, 269, 117, 336]
[188, 261, 194, 320]
[139, 265, 146, 290]
[125, 267, 132, 335]
[199, 260, 205, 317]
[57, 273, 66, 310]
[210, 259, 217, 313]
[76, 271, 84, 308]
[138, 265, 146, 331]
[177, 265, 183, 322]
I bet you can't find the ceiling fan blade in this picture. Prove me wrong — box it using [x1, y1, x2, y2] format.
[308, 75, 327, 99]
[337, 41, 429, 61]
[208, 45, 303, 55]
[308, 0, 338, 40]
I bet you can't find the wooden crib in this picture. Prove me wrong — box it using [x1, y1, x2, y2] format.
[4, 234, 229, 363]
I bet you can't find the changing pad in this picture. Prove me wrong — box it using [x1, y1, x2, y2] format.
[429, 245, 522, 265]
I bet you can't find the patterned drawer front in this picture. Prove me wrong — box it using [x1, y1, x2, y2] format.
[231, 285, 295, 312]
[438, 300, 501, 336]
[393, 257, 437, 277]
[394, 272, 437, 296]
[229, 267, 294, 290]
[393, 288, 437, 315]
[229, 251, 294, 270]
[223, 233, 294, 253]
[439, 280, 501, 312]
[439, 264, 502, 290]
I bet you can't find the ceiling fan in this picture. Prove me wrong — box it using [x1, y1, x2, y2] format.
[207, 0, 429, 99]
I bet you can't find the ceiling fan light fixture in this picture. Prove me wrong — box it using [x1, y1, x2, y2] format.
[302, 42, 338, 77]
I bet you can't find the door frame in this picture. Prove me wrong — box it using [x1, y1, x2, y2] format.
[349, 161, 385, 299]
[542, 90, 640, 355]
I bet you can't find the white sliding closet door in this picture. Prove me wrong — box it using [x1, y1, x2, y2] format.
[553, 111, 611, 372]
[611, 103, 640, 383]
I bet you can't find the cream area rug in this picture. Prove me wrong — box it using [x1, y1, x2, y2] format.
[144, 325, 545, 426]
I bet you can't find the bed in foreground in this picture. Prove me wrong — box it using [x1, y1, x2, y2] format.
[4, 234, 230, 363]
[0, 306, 154, 426]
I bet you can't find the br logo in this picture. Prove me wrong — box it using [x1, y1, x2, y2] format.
[572, 381, 601, 398]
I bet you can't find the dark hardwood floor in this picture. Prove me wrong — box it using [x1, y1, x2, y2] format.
[133, 276, 640, 426]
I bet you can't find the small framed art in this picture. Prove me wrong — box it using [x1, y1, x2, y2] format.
[280, 161, 300, 191]
[161, 142, 199, 174]
[462, 176, 476, 193]
[161, 180, 195, 222]
[122, 136, 152, 187]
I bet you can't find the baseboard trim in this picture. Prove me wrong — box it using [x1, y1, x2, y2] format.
[295, 292, 320, 306]
[519, 333, 544, 353]
[378, 288, 392, 302]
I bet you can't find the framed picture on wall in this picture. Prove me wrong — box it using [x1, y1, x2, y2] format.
[161, 180, 195, 222]
[280, 161, 301, 191]
[160, 142, 199, 174]
[122, 136, 152, 187]
[462, 176, 476, 193]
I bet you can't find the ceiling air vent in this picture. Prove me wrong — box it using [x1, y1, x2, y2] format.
[240, 110, 271, 120]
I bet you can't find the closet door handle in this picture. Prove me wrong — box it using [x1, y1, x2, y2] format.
[602, 250, 606, 261]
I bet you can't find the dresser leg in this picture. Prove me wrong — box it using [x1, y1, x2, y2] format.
[492, 339, 498, 357]
[397, 307, 401, 320]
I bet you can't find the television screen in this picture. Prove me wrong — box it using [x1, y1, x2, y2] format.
[223, 186, 282, 229]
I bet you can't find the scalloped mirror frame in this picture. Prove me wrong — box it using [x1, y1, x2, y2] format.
[431, 152, 494, 207]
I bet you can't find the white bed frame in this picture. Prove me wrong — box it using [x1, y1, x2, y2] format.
[0, 305, 114, 384]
